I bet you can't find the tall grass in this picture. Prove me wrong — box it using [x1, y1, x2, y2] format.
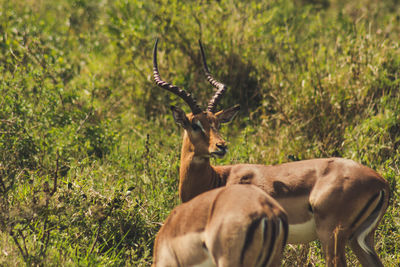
[0, 0, 399, 265]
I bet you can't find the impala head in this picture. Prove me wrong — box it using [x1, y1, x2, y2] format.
[153, 39, 240, 159]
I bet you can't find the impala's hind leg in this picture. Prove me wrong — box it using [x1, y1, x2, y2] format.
[349, 231, 383, 267]
[349, 190, 385, 267]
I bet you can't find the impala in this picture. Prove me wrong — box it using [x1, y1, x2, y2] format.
[153, 39, 390, 267]
[153, 184, 288, 267]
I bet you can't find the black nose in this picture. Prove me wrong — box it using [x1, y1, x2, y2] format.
[212, 144, 227, 158]
[216, 143, 227, 151]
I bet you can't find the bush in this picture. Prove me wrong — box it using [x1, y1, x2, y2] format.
[0, 0, 399, 265]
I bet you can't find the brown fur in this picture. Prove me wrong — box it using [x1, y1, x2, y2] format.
[153, 41, 390, 266]
[153, 184, 288, 267]
[173, 110, 389, 267]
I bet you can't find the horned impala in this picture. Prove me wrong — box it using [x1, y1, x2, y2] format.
[153, 184, 288, 267]
[153, 39, 390, 267]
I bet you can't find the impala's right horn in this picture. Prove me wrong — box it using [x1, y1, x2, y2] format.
[153, 39, 202, 115]
[199, 40, 227, 113]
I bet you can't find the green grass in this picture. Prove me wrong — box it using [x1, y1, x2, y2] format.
[0, 0, 399, 266]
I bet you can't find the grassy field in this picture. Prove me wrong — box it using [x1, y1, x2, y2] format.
[0, 0, 399, 266]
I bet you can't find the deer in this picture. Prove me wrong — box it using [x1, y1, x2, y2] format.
[152, 38, 390, 267]
[153, 184, 288, 267]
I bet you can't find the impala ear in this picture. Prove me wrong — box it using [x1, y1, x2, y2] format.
[215, 105, 240, 124]
[170, 106, 191, 129]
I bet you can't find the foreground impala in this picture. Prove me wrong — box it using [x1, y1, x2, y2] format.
[153, 39, 390, 267]
[153, 184, 288, 267]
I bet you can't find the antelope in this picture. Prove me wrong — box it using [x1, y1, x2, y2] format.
[152, 39, 390, 267]
[153, 184, 288, 267]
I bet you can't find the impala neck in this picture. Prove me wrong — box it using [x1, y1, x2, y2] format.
[178, 133, 224, 202]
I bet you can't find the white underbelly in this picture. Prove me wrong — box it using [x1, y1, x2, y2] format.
[193, 253, 215, 267]
[287, 217, 317, 244]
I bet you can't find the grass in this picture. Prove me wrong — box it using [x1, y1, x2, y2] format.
[0, 0, 399, 266]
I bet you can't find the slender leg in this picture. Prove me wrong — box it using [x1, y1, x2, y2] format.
[315, 221, 348, 267]
[320, 235, 347, 266]
[349, 190, 386, 267]
[349, 231, 384, 267]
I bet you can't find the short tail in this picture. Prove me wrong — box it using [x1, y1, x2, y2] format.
[257, 217, 287, 267]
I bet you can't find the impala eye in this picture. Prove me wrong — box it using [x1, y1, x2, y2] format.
[191, 123, 201, 131]
[191, 120, 205, 132]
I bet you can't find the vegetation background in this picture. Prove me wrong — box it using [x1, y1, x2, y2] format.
[0, 0, 399, 265]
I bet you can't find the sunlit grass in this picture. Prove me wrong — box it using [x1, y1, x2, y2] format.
[0, 0, 399, 265]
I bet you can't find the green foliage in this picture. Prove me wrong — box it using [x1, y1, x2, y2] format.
[0, 0, 399, 265]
